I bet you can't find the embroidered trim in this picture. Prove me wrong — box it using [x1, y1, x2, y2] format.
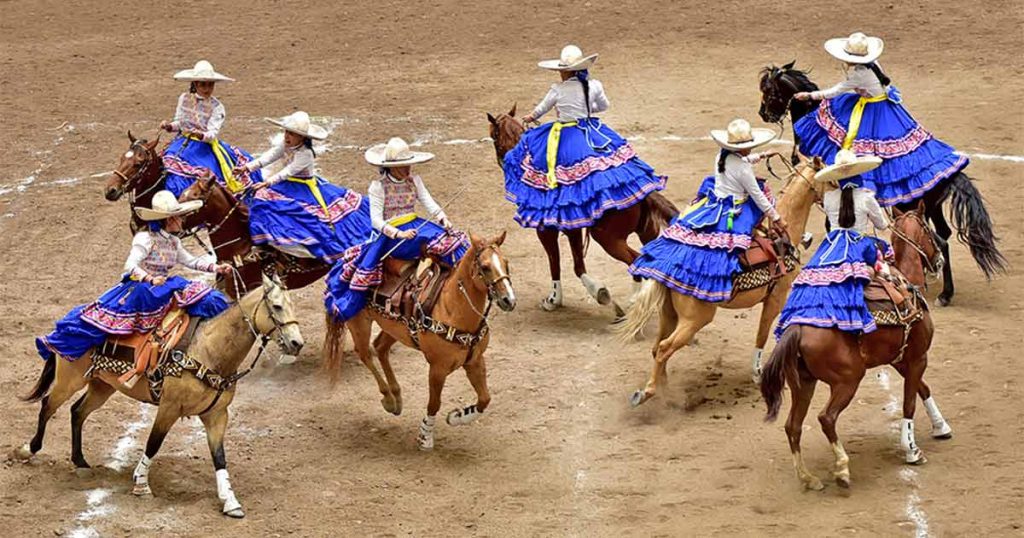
[81, 304, 170, 334]
[427, 231, 470, 257]
[518, 143, 638, 190]
[629, 266, 732, 302]
[817, 99, 933, 158]
[510, 176, 666, 229]
[877, 154, 968, 207]
[661, 225, 752, 251]
[256, 185, 363, 224]
[175, 281, 213, 306]
[793, 262, 873, 285]
[163, 142, 254, 186]
[779, 316, 877, 333]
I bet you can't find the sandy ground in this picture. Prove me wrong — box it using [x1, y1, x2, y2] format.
[1, 0, 1023, 536]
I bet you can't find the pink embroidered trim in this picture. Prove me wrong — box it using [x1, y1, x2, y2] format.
[661, 225, 752, 251]
[816, 99, 932, 158]
[175, 281, 213, 306]
[877, 154, 968, 207]
[162, 142, 255, 187]
[629, 266, 732, 302]
[793, 262, 873, 285]
[427, 231, 469, 257]
[256, 186, 362, 224]
[81, 304, 169, 334]
[780, 316, 877, 333]
[519, 144, 638, 190]
[511, 176, 666, 229]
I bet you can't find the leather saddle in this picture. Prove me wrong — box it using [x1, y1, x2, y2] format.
[739, 224, 793, 278]
[97, 307, 199, 377]
[371, 259, 453, 320]
[864, 269, 926, 325]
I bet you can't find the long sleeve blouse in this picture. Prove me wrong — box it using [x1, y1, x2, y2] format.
[169, 93, 226, 141]
[367, 175, 446, 238]
[823, 187, 889, 234]
[712, 152, 780, 221]
[245, 142, 316, 185]
[531, 78, 610, 122]
[125, 230, 216, 282]
[810, 64, 887, 100]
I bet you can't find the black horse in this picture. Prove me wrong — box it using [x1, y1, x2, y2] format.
[758, 61, 1006, 306]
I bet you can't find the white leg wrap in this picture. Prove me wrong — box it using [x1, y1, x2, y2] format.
[541, 281, 563, 311]
[900, 418, 924, 463]
[446, 405, 482, 426]
[922, 397, 952, 437]
[418, 415, 436, 451]
[216, 468, 243, 516]
[580, 273, 609, 303]
[132, 455, 152, 496]
[751, 348, 764, 384]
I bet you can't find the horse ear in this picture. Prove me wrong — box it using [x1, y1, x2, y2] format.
[916, 199, 926, 214]
[261, 272, 274, 290]
[509, 103, 517, 117]
[128, 130, 136, 143]
[486, 113, 497, 125]
[892, 206, 904, 218]
[146, 136, 160, 151]
[782, 60, 796, 70]
[272, 272, 284, 288]
[493, 230, 507, 246]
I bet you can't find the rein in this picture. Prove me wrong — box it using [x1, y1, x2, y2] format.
[890, 211, 942, 276]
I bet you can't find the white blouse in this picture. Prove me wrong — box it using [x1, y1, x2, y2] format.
[811, 64, 887, 100]
[712, 152, 780, 221]
[125, 230, 215, 281]
[169, 93, 226, 141]
[531, 78, 610, 122]
[823, 187, 889, 234]
[367, 175, 446, 237]
[246, 143, 316, 185]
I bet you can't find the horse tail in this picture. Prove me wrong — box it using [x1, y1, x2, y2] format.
[616, 279, 667, 342]
[21, 357, 56, 403]
[949, 172, 1007, 279]
[644, 192, 680, 233]
[322, 313, 347, 386]
[762, 325, 802, 423]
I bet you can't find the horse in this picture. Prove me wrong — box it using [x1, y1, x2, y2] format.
[758, 62, 1006, 305]
[889, 201, 948, 289]
[17, 274, 303, 517]
[324, 231, 516, 450]
[760, 216, 953, 491]
[618, 158, 823, 404]
[487, 105, 678, 316]
[104, 132, 179, 233]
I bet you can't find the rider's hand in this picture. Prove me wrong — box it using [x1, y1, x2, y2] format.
[772, 216, 789, 234]
[159, 120, 174, 132]
[397, 229, 417, 240]
[439, 216, 453, 230]
[250, 181, 268, 192]
[793, 92, 812, 101]
[151, 276, 167, 286]
[231, 165, 248, 176]
[215, 264, 233, 275]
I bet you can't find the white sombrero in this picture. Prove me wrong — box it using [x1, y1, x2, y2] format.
[135, 190, 204, 221]
[538, 45, 598, 71]
[814, 150, 883, 183]
[710, 119, 778, 151]
[824, 32, 884, 64]
[265, 111, 329, 141]
[364, 137, 435, 167]
[173, 60, 235, 82]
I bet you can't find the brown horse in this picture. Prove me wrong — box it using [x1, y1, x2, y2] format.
[760, 218, 953, 490]
[487, 105, 678, 316]
[104, 133, 183, 233]
[324, 232, 516, 450]
[890, 201, 947, 289]
[18, 274, 303, 517]
[619, 159, 823, 404]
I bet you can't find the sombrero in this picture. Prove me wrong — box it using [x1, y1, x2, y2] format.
[364, 137, 434, 167]
[265, 111, 329, 141]
[824, 32, 884, 64]
[173, 60, 235, 82]
[135, 190, 204, 221]
[538, 45, 598, 71]
[710, 119, 777, 151]
[814, 150, 883, 183]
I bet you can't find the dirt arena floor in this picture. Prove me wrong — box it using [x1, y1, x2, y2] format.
[1, 0, 1022, 536]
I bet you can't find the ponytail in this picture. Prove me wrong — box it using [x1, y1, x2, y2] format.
[575, 70, 591, 117]
[189, 82, 198, 94]
[303, 137, 317, 158]
[717, 149, 732, 174]
[866, 62, 891, 87]
[838, 184, 857, 229]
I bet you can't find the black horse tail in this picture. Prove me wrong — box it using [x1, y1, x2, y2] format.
[21, 357, 56, 403]
[762, 325, 801, 423]
[949, 172, 1007, 279]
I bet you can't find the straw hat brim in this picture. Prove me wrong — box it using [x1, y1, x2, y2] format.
[814, 156, 883, 183]
[265, 118, 329, 140]
[709, 128, 778, 151]
[135, 200, 204, 221]
[173, 69, 235, 82]
[538, 53, 599, 71]
[824, 36, 884, 64]
[364, 145, 435, 167]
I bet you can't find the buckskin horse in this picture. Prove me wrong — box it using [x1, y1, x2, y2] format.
[760, 215, 953, 491]
[324, 231, 516, 450]
[618, 158, 822, 403]
[18, 274, 303, 517]
[487, 105, 678, 317]
[758, 61, 1006, 305]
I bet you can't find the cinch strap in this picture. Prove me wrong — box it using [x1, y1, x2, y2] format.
[185, 134, 244, 193]
[286, 176, 333, 229]
[545, 121, 578, 189]
[841, 93, 888, 151]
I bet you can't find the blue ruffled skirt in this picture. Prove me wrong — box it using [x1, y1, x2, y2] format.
[324, 219, 470, 322]
[162, 135, 262, 196]
[774, 230, 887, 339]
[628, 177, 768, 302]
[247, 177, 373, 263]
[36, 276, 229, 361]
[794, 87, 968, 207]
[503, 118, 666, 230]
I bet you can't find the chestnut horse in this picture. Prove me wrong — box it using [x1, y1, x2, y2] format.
[487, 105, 678, 316]
[324, 232, 516, 450]
[760, 216, 953, 490]
[618, 158, 823, 403]
[105, 133, 178, 233]
[758, 61, 1006, 305]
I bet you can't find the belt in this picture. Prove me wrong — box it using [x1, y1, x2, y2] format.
[386, 213, 417, 227]
[545, 121, 578, 189]
[285, 176, 333, 229]
[841, 93, 888, 151]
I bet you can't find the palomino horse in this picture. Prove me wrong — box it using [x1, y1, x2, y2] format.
[324, 232, 516, 450]
[619, 158, 823, 404]
[758, 62, 1006, 305]
[487, 105, 678, 316]
[18, 274, 303, 517]
[760, 218, 953, 490]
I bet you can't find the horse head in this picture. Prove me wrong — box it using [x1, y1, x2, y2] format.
[468, 230, 516, 312]
[891, 201, 945, 287]
[758, 61, 819, 124]
[254, 272, 304, 355]
[487, 104, 524, 167]
[105, 131, 162, 201]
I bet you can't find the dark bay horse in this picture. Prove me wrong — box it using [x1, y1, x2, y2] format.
[758, 62, 1006, 306]
[760, 215, 953, 490]
[487, 105, 678, 316]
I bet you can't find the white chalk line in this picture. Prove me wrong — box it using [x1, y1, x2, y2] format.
[876, 370, 930, 537]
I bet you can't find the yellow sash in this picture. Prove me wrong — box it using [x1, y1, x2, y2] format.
[545, 121, 578, 189]
[184, 134, 244, 193]
[286, 176, 333, 230]
[680, 197, 708, 217]
[387, 213, 417, 227]
[841, 93, 888, 150]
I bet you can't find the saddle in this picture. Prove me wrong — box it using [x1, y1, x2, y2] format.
[96, 307, 200, 384]
[733, 225, 798, 294]
[371, 259, 453, 321]
[864, 269, 926, 326]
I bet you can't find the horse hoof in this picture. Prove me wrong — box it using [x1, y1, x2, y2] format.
[133, 483, 153, 497]
[937, 295, 952, 307]
[905, 451, 927, 465]
[74, 467, 94, 478]
[932, 423, 953, 439]
[835, 474, 851, 489]
[224, 507, 245, 519]
[277, 354, 297, 365]
[417, 438, 434, 451]
[804, 477, 825, 491]
[13, 444, 33, 461]
[595, 287, 611, 306]
[612, 302, 627, 320]
[539, 299, 561, 312]
[629, 390, 649, 408]
[381, 396, 401, 416]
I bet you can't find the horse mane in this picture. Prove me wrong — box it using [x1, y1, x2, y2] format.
[760, 63, 818, 92]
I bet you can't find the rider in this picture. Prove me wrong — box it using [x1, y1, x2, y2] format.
[234, 111, 372, 262]
[36, 191, 232, 388]
[629, 119, 786, 302]
[505, 44, 667, 308]
[159, 60, 260, 196]
[774, 150, 890, 339]
[792, 32, 968, 207]
[324, 137, 470, 322]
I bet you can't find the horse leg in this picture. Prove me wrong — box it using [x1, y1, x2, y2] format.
[787, 366, 823, 491]
[752, 293, 786, 385]
[200, 407, 244, 518]
[927, 204, 954, 306]
[818, 374, 863, 488]
[23, 359, 88, 459]
[373, 331, 402, 416]
[133, 404, 181, 497]
[892, 358, 928, 464]
[448, 351, 490, 426]
[536, 228, 564, 311]
[351, 316, 398, 415]
[70, 380, 117, 469]
[896, 364, 953, 439]
[590, 225, 642, 316]
[567, 228, 610, 306]
[418, 362, 449, 451]
[631, 296, 714, 406]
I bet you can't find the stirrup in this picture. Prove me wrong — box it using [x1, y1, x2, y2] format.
[119, 372, 141, 389]
[415, 258, 434, 279]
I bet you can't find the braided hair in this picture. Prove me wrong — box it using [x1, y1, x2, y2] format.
[575, 69, 591, 117]
[717, 149, 733, 173]
[189, 82, 198, 94]
[865, 62, 891, 86]
[303, 137, 317, 158]
[838, 183, 857, 229]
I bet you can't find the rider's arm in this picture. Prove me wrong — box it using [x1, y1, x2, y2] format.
[245, 143, 285, 173]
[265, 147, 314, 185]
[589, 79, 609, 113]
[810, 73, 859, 100]
[124, 232, 155, 282]
[174, 236, 217, 273]
[368, 180, 399, 238]
[413, 176, 447, 222]
[168, 94, 186, 133]
[530, 84, 559, 120]
[202, 101, 226, 141]
[733, 160, 780, 221]
[863, 190, 889, 230]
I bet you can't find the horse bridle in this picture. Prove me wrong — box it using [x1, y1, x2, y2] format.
[890, 211, 944, 276]
[457, 243, 512, 318]
[185, 176, 245, 237]
[115, 142, 163, 201]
